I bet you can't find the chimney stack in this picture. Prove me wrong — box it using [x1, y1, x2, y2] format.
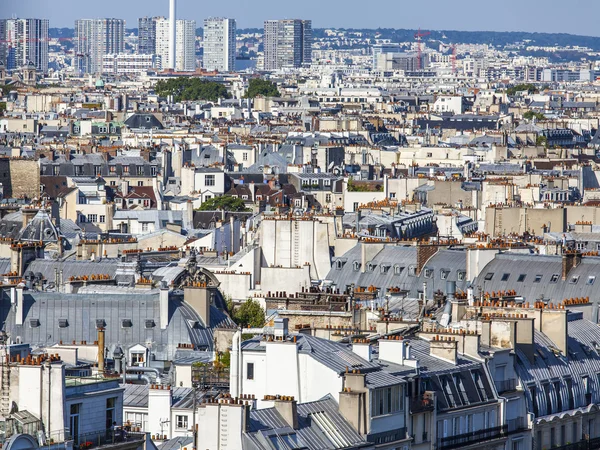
[274, 397, 298, 430]
[97, 328, 105, 373]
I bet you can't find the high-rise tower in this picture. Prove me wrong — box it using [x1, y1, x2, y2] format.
[169, 0, 176, 70]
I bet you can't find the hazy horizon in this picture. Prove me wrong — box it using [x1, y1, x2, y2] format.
[3, 0, 600, 37]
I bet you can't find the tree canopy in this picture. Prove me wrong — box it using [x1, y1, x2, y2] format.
[229, 299, 265, 328]
[155, 77, 230, 102]
[197, 196, 250, 212]
[523, 110, 546, 121]
[507, 83, 539, 96]
[246, 78, 280, 98]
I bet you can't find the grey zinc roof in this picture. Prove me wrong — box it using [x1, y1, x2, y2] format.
[516, 316, 600, 419]
[26, 259, 121, 282]
[327, 245, 467, 298]
[245, 395, 368, 450]
[1, 289, 235, 361]
[473, 253, 600, 303]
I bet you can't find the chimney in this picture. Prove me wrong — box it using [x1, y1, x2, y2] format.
[378, 337, 408, 365]
[97, 328, 105, 373]
[339, 371, 367, 434]
[458, 332, 480, 359]
[22, 208, 37, 229]
[352, 340, 372, 362]
[274, 397, 298, 429]
[562, 251, 582, 281]
[429, 337, 458, 365]
[183, 285, 212, 327]
[540, 309, 568, 357]
[160, 282, 170, 330]
[15, 285, 24, 326]
[417, 243, 439, 276]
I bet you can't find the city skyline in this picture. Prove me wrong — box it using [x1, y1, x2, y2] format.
[4, 0, 600, 36]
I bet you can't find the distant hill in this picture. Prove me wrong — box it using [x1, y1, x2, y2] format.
[49, 26, 600, 51]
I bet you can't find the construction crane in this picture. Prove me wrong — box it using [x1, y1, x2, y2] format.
[414, 28, 431, 70]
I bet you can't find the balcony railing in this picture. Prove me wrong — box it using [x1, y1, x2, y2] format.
[439, 425, 508, 450]
[549, 437, 600, 450]
[410, 394, 435, 413]
[495, 378, 518, 393]
[74, 428, 146, 449]
[507, 417, 528, 433]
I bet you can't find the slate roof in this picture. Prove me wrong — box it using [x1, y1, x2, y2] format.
[473, 253, 600, 303]
[0, 289, 235, 360]
[244, 395, 369, 450]
[327, 245, 467, 298]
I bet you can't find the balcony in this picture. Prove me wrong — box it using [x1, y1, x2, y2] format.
[410, 393, 435, 413]
[495, 378, 518, 394]
[74, 429, 146, 450]
[439, 425, 508, 450]
[550, 437, 600, 450]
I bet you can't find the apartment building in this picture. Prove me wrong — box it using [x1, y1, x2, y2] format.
[75, 18, 125, 74]
[156, 18, 196, 71]
[263, 19, 312, 70]
[203, 18, 236, 72]
[0, 18, 49, 73]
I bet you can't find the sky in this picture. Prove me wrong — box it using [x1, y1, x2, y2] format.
[3, 0, 600, 36]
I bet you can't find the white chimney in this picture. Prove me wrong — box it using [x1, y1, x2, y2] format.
[352, 341, 372, 362]
[169, 0, 177, 70]
[378, 337, 406, 365]
[160, 283, 170, 329]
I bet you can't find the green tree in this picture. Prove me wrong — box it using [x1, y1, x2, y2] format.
[155, 77, 230, 102]
[197, 196, 251, 212]
[245, 78, 280, 98]
[523, 110, 546, 121]
[507, 83, 539, 96]
[232, 299, 265, 328]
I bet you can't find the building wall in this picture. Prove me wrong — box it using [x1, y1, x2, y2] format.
[203, 18, 236, 72]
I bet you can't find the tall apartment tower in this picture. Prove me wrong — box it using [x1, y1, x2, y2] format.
[156, 18, 196, 71]
[169, 0, 176, 70]
[0, 18, 49, 73]
[138, 17, 157, 54]
[75, 18, 125, 74]
[263, 19, 312, 71]
[203, 18, 236, 72]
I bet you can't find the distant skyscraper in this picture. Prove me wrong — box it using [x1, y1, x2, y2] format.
[75, 18, 125, 74]
[263, 19, 312, 71]
[203, 18, 236, 72]
[138, 17, 157, 55]
[156, 18, 195, 71]
[0, 18, 49, 73]
[169, 0, 176, 70]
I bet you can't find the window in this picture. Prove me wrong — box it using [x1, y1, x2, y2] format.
[70, 404, 81, 442]
[326, 194, 332, 203]
[424, 268, 433, 278]
[138, 181, 144, 186]
[247, 362, 254, 380]
[87, 214, 98, 223]
[99, 215, 105, 223]
[441, 270, 450, 280]
[517, 274, 526, 282]
[371, 385, 403, 417]
[123, 165, 130, 174]
[484, 273, 494, 281]
[205, 175, 215, 186]
[570, 275, 580, 285]
[408, 266, 417, 277]
[550, 274, 560, 283]
[554, 381, 562, 411]
[566, 378, 575, 409]
[110, 166, 116, 173]
[472, 370, 488, 401]
[544, 383, 552, 414]
[137, 166, 144, 176]
[353, 261, 361, 272]
[380, 265, 390, 274]
[141, 223, 149, 232]
[324, 178, 331, 187]
[394, 265, 404, 275]
[457, 271, 466, 281]
[442, 377, 456, 407]
[243, 153, 248, 161]
[151, 167, 157, 176]
[367, 263, 376, 272]
[588, 276, 596, 286]
[501, 273, 510, 281]
[529, 386, 539, 416]
[175, 415, 188, 430]
[534, 275, 543, 283]
[106, 397, 116, 430]
[131, 352, 144, 366]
